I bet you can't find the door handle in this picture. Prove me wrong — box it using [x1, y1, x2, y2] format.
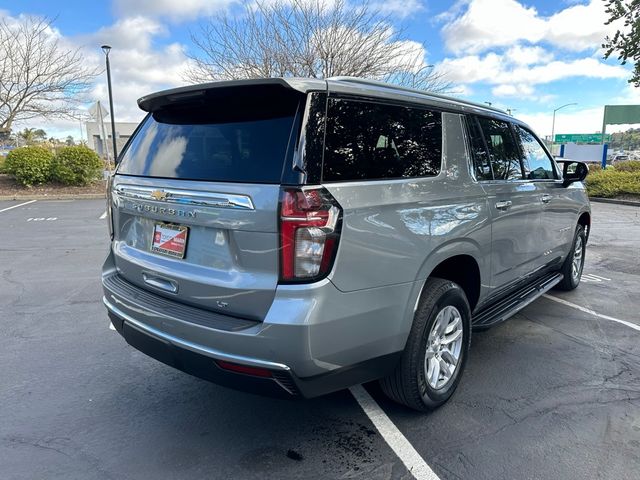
[541, 194, 552, 204]
[495, 200, 512, 211]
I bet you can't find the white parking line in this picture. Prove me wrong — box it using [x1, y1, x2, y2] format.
[543, 294, 640, 333]
[581, 273, 611, 283]
[99, 211, 107, 220]
[588, 274, 611, 281]
[350, 385, 440, 480]
[0, 199, 36, 213]
[109, 322, 116, 331]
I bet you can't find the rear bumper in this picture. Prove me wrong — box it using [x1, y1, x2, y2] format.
[106, 297, 401, 398]
[102, 251, 414, 398]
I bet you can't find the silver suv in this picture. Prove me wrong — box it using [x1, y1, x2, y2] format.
[102, 77, 590, 411]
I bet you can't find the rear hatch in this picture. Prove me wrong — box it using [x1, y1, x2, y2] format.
[110, 83, 304, 320]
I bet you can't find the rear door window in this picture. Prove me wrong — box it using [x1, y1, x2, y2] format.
[514, 125, 556, 180]
[117, 93, 299, 183]
[476, 117, 523, 180]
[466, 116, 493, 180]
[322, 98, 442, 182]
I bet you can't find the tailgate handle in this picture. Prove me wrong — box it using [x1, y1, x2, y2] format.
[142, 273, 178, 294]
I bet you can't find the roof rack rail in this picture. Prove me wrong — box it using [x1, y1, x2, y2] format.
[326, 76, 506, 115]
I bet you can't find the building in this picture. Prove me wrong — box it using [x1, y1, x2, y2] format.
[85, 121, 139, 159]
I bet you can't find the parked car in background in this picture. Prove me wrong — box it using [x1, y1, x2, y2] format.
[103, 77, 591, 411]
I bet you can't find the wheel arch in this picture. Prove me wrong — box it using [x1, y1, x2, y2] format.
[428, 255, 481, 313]
[403, 239, 486, 338]
[578, 210, 591, 242]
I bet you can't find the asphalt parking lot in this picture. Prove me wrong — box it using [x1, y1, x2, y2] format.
[1, 199, 639, 480]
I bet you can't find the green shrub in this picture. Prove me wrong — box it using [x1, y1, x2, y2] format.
[586, 168, 640, 198]
[51, 145, 103, 186]
[5, 146, 54, 186]
[0, 155, 6, 174]
[614, 160, 640, 172]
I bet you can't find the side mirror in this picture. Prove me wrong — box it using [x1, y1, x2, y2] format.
[558, 161, 589, 187]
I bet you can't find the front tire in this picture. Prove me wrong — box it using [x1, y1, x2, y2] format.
[556, 224, 586, 291]
[380, 278, 471, 411]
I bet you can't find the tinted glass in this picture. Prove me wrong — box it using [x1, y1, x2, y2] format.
[301, 92, 327, 184]
[323, 99, 442, 181]
[117, 98, 298, 183]
[477, 117, 523, 180]
[515, 125, 556, 180]
[466, 116, 493, 180]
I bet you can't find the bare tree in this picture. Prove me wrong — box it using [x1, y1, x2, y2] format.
[185, 0, 450, 92]
[0, 16, 97, 135]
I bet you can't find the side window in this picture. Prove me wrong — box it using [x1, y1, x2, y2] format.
[476, 117, 523, 180]
[466, 116, 493, 180]
[514, 125, 556, 180]
[322, 98, 442, 181]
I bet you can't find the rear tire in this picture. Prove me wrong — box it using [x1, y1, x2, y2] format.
[380, 278, 471, 411]
[556, 225, 586, 291]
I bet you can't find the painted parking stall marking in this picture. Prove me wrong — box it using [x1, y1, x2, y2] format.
[543, 294, 640, 333]
[581, 273, 611, 283]
[0, 199, 37, 213]
[350, 385, 441, 480]
[27, 217, 57, 222]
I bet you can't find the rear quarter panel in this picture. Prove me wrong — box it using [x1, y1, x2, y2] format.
[324, 112, 491, 304]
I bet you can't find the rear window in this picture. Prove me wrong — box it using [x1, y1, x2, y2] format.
[476, 117, 523, 180]
[322, 98, 442, 182]
[117, 87, 300, 183]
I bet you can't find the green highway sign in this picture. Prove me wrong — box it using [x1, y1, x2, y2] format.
[554, 133, 610, 143]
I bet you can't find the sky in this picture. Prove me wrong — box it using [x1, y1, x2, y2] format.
[1, 0, 639, 140]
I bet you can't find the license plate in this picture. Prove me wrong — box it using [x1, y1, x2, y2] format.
[151, 223, 189, 259]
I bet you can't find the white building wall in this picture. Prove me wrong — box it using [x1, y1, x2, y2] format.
[560, 143, 606, 163]
[85, 121, 139, 159]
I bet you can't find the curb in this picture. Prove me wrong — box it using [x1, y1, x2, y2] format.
[0, 193, 105, 201]
[590, 197, 640, 207]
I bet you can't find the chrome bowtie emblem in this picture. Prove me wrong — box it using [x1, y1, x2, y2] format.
[150, 190, 168, 201]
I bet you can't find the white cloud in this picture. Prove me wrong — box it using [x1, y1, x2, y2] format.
[74, 17, 192, 126]
[441, 54, 627, 85]
[491, 84, 534, 97]
[441, 0, 621, 54]
[504, 45, 553, 66]
[518, 106, 604, 139]
[112, 0, 235, 22]
[545, 0, 616, 51]
[451, 83, 474, 96]
[3, 14, 193, 138]
[373, 0, 425, 19]
[442, 0, 545, 54]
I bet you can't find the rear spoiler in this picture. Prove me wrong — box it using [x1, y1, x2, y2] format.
[137, 78, 320, 113]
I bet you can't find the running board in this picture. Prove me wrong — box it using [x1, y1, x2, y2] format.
[472, 272, 563, 330]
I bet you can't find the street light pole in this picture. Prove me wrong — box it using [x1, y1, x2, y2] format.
[551, 102, 578, 145]
[101, 45, 118, 163]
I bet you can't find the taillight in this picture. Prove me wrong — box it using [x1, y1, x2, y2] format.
[279, 187, 342, 282]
